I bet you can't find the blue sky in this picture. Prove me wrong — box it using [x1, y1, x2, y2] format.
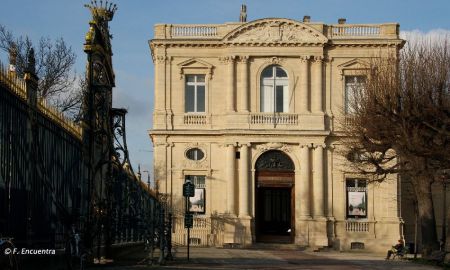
[1, 0, 449, 183]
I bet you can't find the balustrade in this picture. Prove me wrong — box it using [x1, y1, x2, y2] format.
[171, 25, 218, 38]
[172, 216, 216, 247]
[250, 113, 298, 125]
[184, 114, 208, 125]
[330, 25, 380, 37]
[345, 221, 369, 232]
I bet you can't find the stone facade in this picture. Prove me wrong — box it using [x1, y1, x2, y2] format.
[149, 17, 404, 252]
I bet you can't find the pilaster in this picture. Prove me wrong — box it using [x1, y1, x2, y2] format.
[313, 144, 325, 218]
[238, 56, 249, 112]
[226, 143, 236, 215]
[299, 56, 310, 113]
[226, 56, 236, 113]
[239, 143, 250, 217]
[154, 55, 167, 112]
[312, 56, 323, 113]
[299, 144, 312, 218]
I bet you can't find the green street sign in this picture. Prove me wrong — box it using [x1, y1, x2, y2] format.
[184, 213, 193, 228]
[183, 181, 195, 197]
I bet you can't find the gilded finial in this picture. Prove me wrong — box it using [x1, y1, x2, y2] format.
[85, 25, 95, 44]
[84, 0, 117, 21]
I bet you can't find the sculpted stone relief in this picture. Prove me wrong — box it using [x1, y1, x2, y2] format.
[255, 142, 292, 153]
[181, 143, 209, 169]
[227, 20, 327, 44]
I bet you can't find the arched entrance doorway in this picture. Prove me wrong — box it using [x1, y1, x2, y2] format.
[255, 150, 295, 243]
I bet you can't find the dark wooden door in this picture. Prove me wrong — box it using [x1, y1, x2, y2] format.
[257, 187, 292, 236]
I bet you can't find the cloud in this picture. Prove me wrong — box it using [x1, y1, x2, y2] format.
[400, 29, 450, 48]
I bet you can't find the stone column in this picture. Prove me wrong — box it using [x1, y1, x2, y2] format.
[226, 144, 236, 215]
[239, 143, 250, 217]
[313, 144, 325, 217]
[154, 55, 166, 112]
[299, 145, 311, 218]
[299, 56, 309, 113]
[312, 56, 323, 113]
[227, 56, 236, 112]
[239, 56, 249, 112]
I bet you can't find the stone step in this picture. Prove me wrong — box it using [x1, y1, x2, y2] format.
[249, 243, 305, 250]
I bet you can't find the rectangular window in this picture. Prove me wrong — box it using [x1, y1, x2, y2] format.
[345, 76, 366, 114]
[261, 84, 289, 113]
[185, 175, 206, 214]
[275, 85, 284, 112]
[346, 178, 367, 219]
[185, 75, 206, 113]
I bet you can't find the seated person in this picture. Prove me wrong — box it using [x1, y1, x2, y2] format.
[386, 239, 405, 260]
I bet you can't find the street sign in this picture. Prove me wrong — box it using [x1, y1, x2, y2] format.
[183, 181, 195, 197]
[184, 213, 193, 228]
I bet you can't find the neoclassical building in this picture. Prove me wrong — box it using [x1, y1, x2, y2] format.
[149, 14, 404, 252]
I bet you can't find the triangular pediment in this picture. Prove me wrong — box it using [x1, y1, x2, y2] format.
[178, 58, 213, 69]
[177, 58, 214, 79]
[337, 58, 369, 70]
[223, 18, 328, 44]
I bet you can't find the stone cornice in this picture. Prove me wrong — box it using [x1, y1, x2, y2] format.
[150, 40, 326, 48]
[150, 129, 331, 137]
[150, 39, 402, 50]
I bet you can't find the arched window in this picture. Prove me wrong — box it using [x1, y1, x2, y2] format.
[260, 65, 289, 112]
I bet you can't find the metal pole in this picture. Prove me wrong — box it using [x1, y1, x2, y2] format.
[414, 200, 418, 258]
[187, 227, 190, 261]
[186, 196, 190, 261]
[442, 182, 447, 250]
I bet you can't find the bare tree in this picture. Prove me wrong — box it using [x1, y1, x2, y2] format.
[342, 39, 450, 255]
[0, 24, 83, 120]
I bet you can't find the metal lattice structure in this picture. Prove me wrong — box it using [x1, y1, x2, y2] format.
[0, 1, 172, 264]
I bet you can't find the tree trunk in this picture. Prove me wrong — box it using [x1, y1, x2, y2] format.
[413, 175, 439, 256]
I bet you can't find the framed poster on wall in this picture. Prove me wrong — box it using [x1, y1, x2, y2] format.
[346, 178, 367, 218]
[189, 188, 205, 214]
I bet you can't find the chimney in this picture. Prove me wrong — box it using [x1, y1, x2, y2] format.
[239, 4, 247, 22]
[338, 18, 346, 24]
[303, 15, 311, 23]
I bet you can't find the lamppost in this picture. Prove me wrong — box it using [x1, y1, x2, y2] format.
[441, 170, 450, 251]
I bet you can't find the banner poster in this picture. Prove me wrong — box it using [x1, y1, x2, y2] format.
[189, 188, 205, 214]
[347, 191, 367, 217]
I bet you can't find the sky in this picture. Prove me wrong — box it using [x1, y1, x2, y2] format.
[1, 0, 449, 184]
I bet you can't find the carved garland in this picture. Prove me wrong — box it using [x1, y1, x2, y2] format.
[255, 142, 292, 154]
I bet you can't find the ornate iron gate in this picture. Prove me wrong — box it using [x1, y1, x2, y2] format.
[0, 0, 171, 264]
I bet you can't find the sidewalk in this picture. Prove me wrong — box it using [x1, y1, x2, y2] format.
[154, 246, 442, 270]
[84, 245, 442, 270]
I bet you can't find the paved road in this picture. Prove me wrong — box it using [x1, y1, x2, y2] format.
[86, 246, 441, 270]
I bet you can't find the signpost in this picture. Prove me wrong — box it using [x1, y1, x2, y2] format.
[183, 180, 195, 261]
